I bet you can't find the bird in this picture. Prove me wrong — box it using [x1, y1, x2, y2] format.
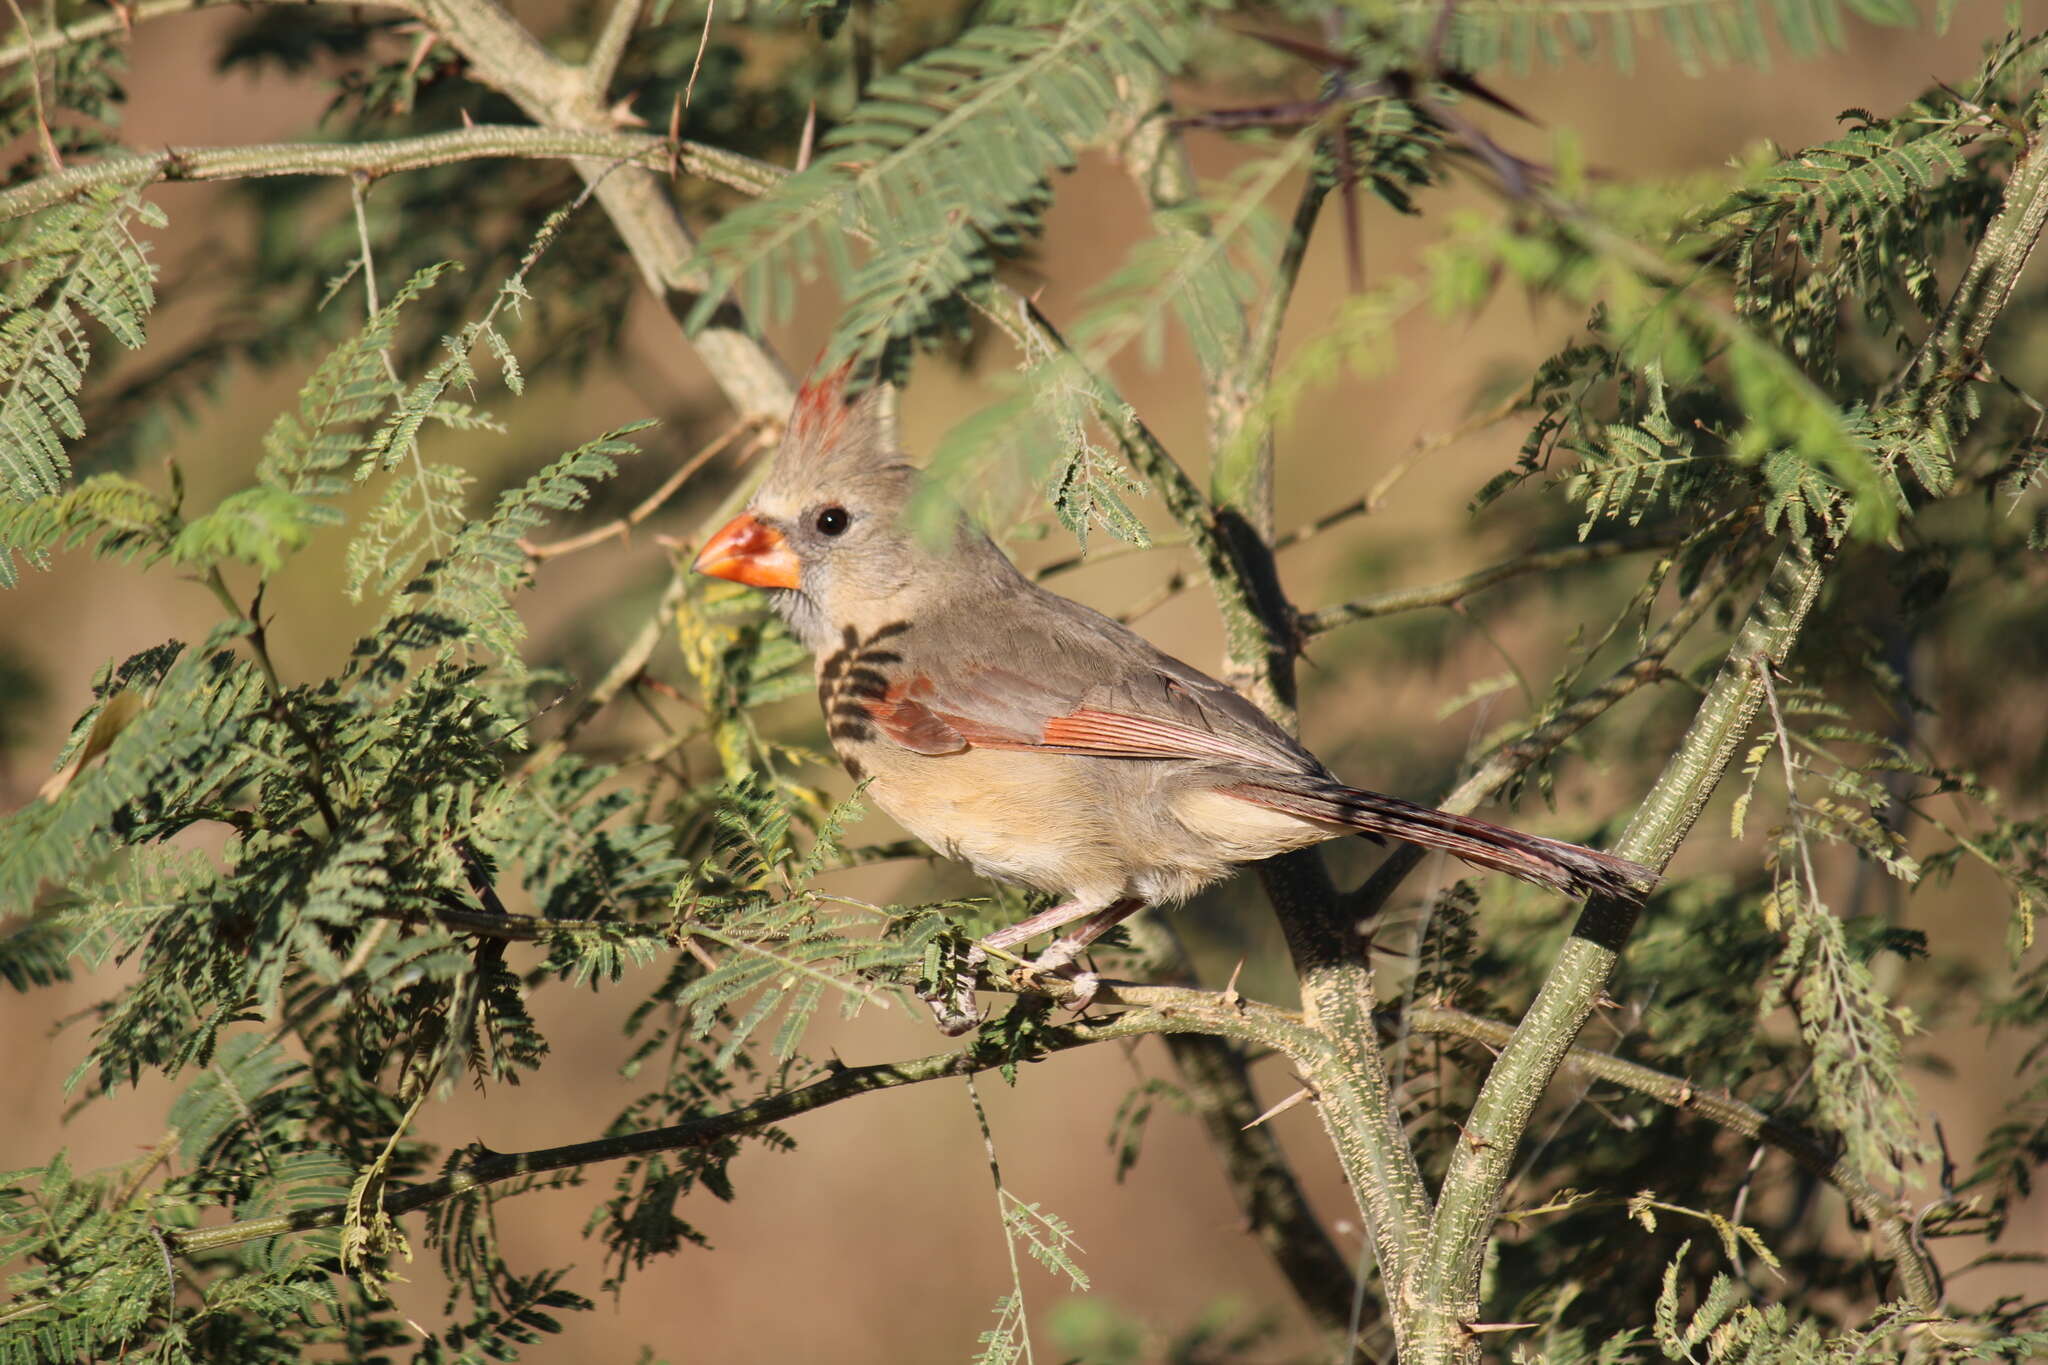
[694, 365, 1654, 1031]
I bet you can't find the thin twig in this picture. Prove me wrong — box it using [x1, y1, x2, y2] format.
[1340, 538, 1750, 919]
[521, 412, 764, 561]
[1033, 533, 1187, 582]
[967, 1075, 1035, 1365]
[1107, 390, 1532, 641]
[682, 0, 713, 109]
[199, 571, 341, 834]
[513, 567, 692, 779]
[1297, 534, 1679, 637]
[1244, 159, 1333, 400]
[1272, 391, 1524, 554]
[1117, 568, 1189, 625]
[3, 0, 62, 171]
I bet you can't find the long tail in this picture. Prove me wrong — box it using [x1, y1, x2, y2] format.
[1225, 780, 1656, 903]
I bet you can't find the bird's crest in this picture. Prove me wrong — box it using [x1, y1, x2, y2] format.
[765, 358, 905, 496]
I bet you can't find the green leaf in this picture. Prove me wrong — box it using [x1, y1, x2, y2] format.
[171, 485, 322, 576]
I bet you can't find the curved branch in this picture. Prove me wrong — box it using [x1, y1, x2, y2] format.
[583, 0, 644, 99]
[1108, 83, 1430, 1305]
[1408, 551, 1825, 1354]
[404, 0, 793, 423]
[521, 411, 766, 561]
[1123, 914, 1369, 1342]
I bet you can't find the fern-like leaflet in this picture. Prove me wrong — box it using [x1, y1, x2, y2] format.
[0, 188, 162, 583]
[690, 0, 1192, 372]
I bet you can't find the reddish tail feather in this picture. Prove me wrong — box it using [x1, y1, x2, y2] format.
[1226, 781, 1655, 903]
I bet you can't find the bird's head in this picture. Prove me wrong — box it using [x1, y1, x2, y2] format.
[695, 363, 994, 650]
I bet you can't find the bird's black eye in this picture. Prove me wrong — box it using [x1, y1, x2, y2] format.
[814, 506, 851, 536]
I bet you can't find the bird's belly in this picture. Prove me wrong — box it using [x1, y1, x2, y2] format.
[855, 746, 1129, 900]
[847, 745, 1343, 906]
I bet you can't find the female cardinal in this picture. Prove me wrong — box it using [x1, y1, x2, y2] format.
[695, 367, 1653, 1030]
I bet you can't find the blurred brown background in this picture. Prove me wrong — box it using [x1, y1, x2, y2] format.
[4, 6, 2043, 1360]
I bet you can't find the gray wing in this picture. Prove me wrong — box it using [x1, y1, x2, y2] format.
[851, 582, 1330, 781]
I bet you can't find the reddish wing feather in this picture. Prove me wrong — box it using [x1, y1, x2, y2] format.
[856, 676, 1277, 768]
[842, 647, 1285, 770]
[1038, 707, 1284, 765]
[851, 676, 971, 755]
[864, 697, 968, 755]
[854, 675, 1054, 756]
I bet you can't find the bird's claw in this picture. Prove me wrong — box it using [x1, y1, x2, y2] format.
[1057, 967, 1102, 1016]
[1016, 950, 1100, 1017]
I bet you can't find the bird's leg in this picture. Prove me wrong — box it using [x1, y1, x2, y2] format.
[1025, 897, 1145, 972]
[980, 896, 1122, 956]
[923, 897, 1129, 1035]
[1017, 897, 1146, 1015]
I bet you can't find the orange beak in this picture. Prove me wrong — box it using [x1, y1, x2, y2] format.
[693, 512, 801, 590]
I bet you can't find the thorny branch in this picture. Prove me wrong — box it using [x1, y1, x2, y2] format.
[1112, 81, 1430, 1307]
[0, 127, 772, 224]
[0, 0, 386, 70]
[157, 949, 1923, 1297]
[1402, 117, 2048, 1356]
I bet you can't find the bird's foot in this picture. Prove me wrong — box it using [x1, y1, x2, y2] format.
[1016, 946, 1101, 1017]
[1057, 966, 1102, 1016]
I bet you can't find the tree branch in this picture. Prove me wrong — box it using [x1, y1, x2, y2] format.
[583, 0, 644, 99]
[1404, 546, 1821, 1358]
[1273, 391, 1527, 558]
[1405, 120, 2048, 1354]
[0, 0, 407, 70]
[0, 126, 774, 223]
[0, 0, 794, 416]
[1297, 533, 1680, 638]
[1244, 166, 1332, 411]
[521, 412, 766, 561]
[412, 0, 793, 424]
[1123, 913, 1370, 1343]
[1007, 302, 1265, 686]
[1402, 1005, 1940, 1308]
[171, 990, 1330, 1257]
[1341, 534, 1750, 924]
[1109, 86, 1433, 1313]
[1895, 125, 2048, 400]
